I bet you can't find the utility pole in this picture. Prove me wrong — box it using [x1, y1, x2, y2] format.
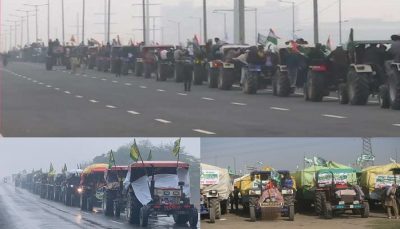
[339, 0, 342, 44]
[82, 0, 86, 45]
[24, 4, 48, 42]
[107, 0, 111, 43]
[279, 0, 295, 40]
[233, 0, 245, 44]
[62, 0, 65, 44]
[10, 14, 25, 47]
[17, 9, 35, 44]
[168, 20, 181, 44]
[313, 0, 319, 44]
[142, 0, 146, 44]
[48, 0, 50, 42]
[213, 11, 228, 41]
[203, 0, 207, 43]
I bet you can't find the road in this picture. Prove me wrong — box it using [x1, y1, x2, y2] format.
[200, 210, 397, 229]
[0, 183, 196, 229]
[1, 62, 399, 137]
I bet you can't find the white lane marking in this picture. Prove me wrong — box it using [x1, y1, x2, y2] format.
[32, 80, 37, 83]
[127, 110, 140, 115]
[322, 114, 347, 119]
[54, 88, 60, 90]
[325, 96, 338, 100]
[75, 95, 83, 98]
[112, 80, 118, 83]
[46, 85, 52, 88]
[82, 74, 87, 77]
[232, 85, 240, 88]
[64, 91, 71, 94]
[62, 70, 66, 73]
[157, 89, 165, 92]
[139, 85, 147, 89]
[393, 124, 400, 127]
[38, 82, 44, 85]
[106, 105, 117, 109]
[231, 102, 247, 106]
[125, 83, 132, 86]
[111, 220, 124, 225]
[91, 76, 96, 79]
[270, 107, 290, 111]
[193, 129, 216, 135]
[295, 92, 303, 96]
[202, 97, 215, 101]
[177, 93, 187, 96]
[155, 119, 171, 124]
[89, 99, 99, 103]
[369, 101, 379, 104]
[101, 78, 107, 81]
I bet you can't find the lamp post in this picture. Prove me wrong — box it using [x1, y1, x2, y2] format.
[9, 14, 25, 47]
[16, 9, 35, 44]
[212, 11, 227, 41]
[82, 0, 86, 45]
[24, 3, 49, 42]
[6, 20, 19, 48]
[189, 16, 202, 42]
[278, 0, 295, 40]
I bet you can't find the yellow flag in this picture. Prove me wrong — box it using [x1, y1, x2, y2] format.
[130, 139, 140, 161]
[172, 138, 181, 157]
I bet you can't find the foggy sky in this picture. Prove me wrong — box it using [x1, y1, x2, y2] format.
[201, 138, 400, 173]
[1, 0, 400, 50]
[0, 138, 200, 177]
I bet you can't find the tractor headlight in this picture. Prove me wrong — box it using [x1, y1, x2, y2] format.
[353, 201, 359, 205]
[209, 190, 218, 196]
[77, 188, 83, 193]
[70, 185, 74, 188]
[339, 201, 345, 205]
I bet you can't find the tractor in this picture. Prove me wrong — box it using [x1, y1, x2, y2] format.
[102, 166, 129, 217]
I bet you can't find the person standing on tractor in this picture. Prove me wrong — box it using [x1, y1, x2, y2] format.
[364, 44, 386, 85]
[328, 46, 349, 84]
[286, 48, 301, 91]
[389, 34, 400, 63]
[384, 184, 399, 219]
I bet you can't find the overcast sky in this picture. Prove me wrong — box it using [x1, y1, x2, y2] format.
[1, 0, 400, 50]
[201, 138, 400, 173]
[0, 138, 200, 177]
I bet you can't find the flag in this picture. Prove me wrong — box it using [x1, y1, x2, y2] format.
[117, 35, 121, 46]
[257, 33, 268, 46]
[62, 164, 67, 173]
[70, 35, 76, 43]
[313, 157, 327, 167]
[172, 138, 181, 157]
[326, 35, 332, 51]
[130, 139, 140, 161]
[49, 163, 55, 174]
[267, 29, 280, 46]
[108, 150, 116, 169]
[193, 35, 200, 46]
[147, 150, 152, 161]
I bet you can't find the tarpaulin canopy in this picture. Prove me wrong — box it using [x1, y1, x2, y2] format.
[293, 161, 358, 190]
[200, 163, 233, 200]
[82, 164, 108, 175]
[233, 167, 278, 194]
[360, 163, 400, 194]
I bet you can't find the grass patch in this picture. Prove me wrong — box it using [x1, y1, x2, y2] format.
[366, 219, 400, 229]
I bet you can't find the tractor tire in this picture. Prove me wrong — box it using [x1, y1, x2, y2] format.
[338, 83, 349, 104]
[65, 191, 71, 206]
[315, 192, 324, 216]
[249, 205, 256, 222]
[347, 70, 370, 105]
[243, 72, 258, 94]
[277, 71, 291, 97]
[303, 82, 310, 101]
[208, 68, 218, 88]
[157, 64, 168, 81]
[323, 202, 333, 219]
[209, 204, 216, 223]
[272, 74, 278, 96]
[210, 198, 221, 219]
[174, 63, 184, 82]
[218, 68, 233, 90]
[80, 195, 87, 211]
[104, 191, 114, 216]
[131, 194, 142, 224]
[288, 205, 295, 221]
[114, 202, 121, 218]
[388, 68, 400, 110]
[306, 70, 325, 102]
[135, 62, 143, 77]
[361, 202, 370, 218]
[189, 208, 199, 228]
[220, 200, 228, 215]
[173, 214, 189, 225]
[87, 196, 93, 212]
[126, 193, 135, 224]
[139, 206, 149, 227]
[193, 64, 205, 85]
[379, 85, 390, 109]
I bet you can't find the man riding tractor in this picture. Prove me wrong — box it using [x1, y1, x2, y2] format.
[123, 161, 198, 228]
[315, 170, 369, 219]
[156, 47, 175, 81]
[79, 164, 107, 212]
[241, 45, 268, 94]
[102, 165, 129, 217]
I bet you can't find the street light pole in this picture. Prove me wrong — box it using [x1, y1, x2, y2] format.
[24, 4, 48, 42]
[313, 0, 319, 44]
[278, 0, 295, 40]
[108, 0, 111, 43]
[82, 0, 86, 45]
[168, 20, 181, 44]
[62, 0, 65, 44]
[339, 0, 342, 44]
[203, 0, 207, 43]
[47, 0, 50, 42]
[10, 14, 25, 47]
[142, 0, 146, 44]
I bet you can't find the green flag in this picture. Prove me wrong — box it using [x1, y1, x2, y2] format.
[130, 139, 140, 161]
[172, 138, 181, 157]
[108, 150, 116, 169]
[62, 164, 68, 173]
[147, 150, 152, 161]
[267, 29, 280, 46]
[49, 163, 55, 174]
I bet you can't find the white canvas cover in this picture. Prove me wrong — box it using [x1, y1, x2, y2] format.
[200, 163, 233, 200]
[131, 175, 152, 205]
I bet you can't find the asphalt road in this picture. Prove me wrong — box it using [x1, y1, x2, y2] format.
[1, 62, 399, 137]
[201, 209, 395, 229]
[0, 183, 196, 229]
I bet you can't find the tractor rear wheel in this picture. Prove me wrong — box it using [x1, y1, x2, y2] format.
[379, 85, 390, 109]
[388, 68, 400, 110]
[288, 205, 295, 221]
[306, 70, 325, 102]
[338, 83, 349, 104]
[277, 71, 291, 97]
[189, 208, 199, 228]
[323, 202, 333, 219]
[361, 202, 370, 218]
[139, 206, 149, 227]
[243, 72, 258, 94]
[347, 70, 370, 105]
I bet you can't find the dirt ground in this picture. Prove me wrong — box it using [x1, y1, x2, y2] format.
[200, 210, 400, 229]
